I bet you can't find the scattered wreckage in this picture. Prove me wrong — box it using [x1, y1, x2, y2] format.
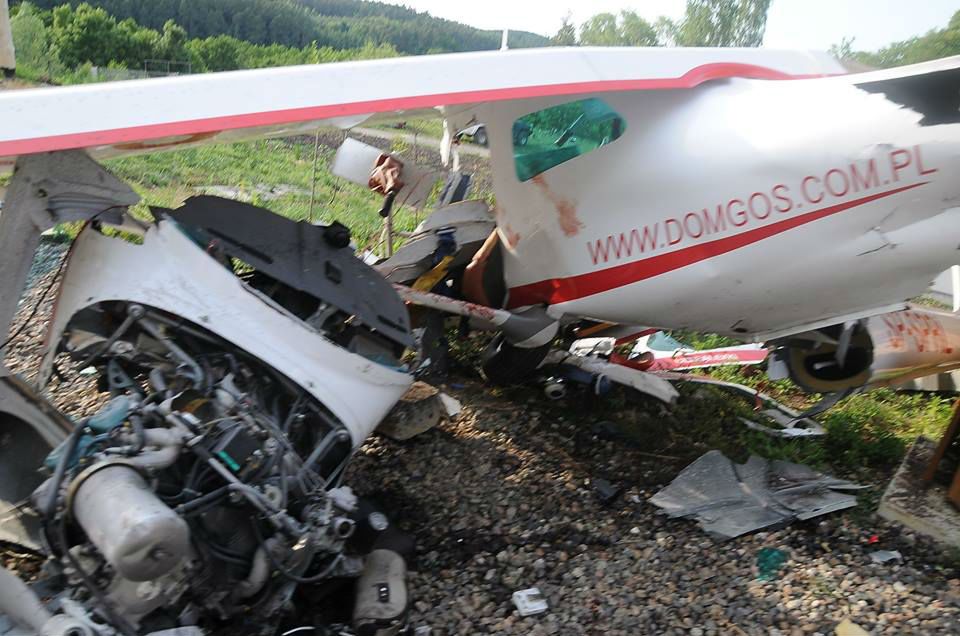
[650, 450, 865, 540]
[0, 46, 959, 635]
[2, 168, 414, 636]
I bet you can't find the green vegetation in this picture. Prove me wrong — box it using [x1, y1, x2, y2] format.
[554, 0, 771, 48]
[103, 138, 422, 252]
[557, 1, 960, 69]
[15, 0, 548, 56]
[10, 1, 400, 81]
[674, 351, 954, 474]
[832, 11, 960, 68]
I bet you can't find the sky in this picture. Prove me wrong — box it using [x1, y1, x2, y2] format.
[386, 0, 958, 52]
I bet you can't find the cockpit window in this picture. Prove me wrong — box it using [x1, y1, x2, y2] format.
[513, 98, 626, 182]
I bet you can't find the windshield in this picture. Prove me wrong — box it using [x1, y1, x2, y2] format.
[513, 98, 627, 182]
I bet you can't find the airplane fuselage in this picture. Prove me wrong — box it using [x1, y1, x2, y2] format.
[483, 72, 960, 341]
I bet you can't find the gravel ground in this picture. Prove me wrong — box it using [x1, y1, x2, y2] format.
[6, 243, 960, 635]
[346, 386, 960, 635]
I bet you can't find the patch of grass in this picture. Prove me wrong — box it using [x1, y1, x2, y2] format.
[590, 325, 957, 478]
[673, 359, 954, 474]
[104, 138, 425, 250]
[373, 117, 445, 139]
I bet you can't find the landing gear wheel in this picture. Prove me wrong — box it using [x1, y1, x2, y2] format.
[480, 333, 552, 385]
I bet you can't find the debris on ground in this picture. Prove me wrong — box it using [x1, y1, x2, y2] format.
[8, 250, 960, 634]
[658, 372, 826, 438]
[756, 547, 789, 581]
[650, 450, 865, 539]
[591, 477, 622, 506]
[437, 393, 461, 419]
[879, 436, 960, 545]
[835, 618, 871, 636]
[377, 381, 447, 441]
[511, 588, 549, 617]
[869, 550, 904, 564]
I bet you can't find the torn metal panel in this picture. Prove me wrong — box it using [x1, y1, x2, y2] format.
[395, 285, 558, 348]
[650, 451, 863, 540]
[656, 372, 825, 437]
[165, 195, 412, 350]
[542, 349, 679, 405]
[625, 331, 769, 372]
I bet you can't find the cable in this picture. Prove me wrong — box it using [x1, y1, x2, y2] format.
[0, 246, 71, 353]
[56, 517, 138, 636]
[42, 419, 87, 518]
[251, 519, 343, 584]
[1, 204, 125, 353]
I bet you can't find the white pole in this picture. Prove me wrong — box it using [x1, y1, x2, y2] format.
[0, 0, 13, 77]
[500, 29, 509, 51]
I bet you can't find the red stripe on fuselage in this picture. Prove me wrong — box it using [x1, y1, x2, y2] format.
[0, 63, 823, 157]
[506, 182, 929, 308]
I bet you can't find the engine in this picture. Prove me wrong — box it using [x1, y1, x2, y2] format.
[10, 301, 408, 636]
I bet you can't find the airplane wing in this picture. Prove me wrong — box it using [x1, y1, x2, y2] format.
[0, 47, 845, 171]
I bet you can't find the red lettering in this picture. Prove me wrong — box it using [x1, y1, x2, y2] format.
[802, 176, 823, 203]
[890, 148, 911, 182]
[683, 212, 704, 238]
[916, 145, 937, 176]
[702, 205, 727, 233]
[748, 192, 772, 220]
[726, 199, 748, 227]
[772, 184, 793, 213]
[825, 168, 850, 197]
[850, 159, 879, 192]
[587, 224, 660, 264]
[665, 218, 683, 245]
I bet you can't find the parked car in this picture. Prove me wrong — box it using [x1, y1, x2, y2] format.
[457, 120, 531, 147]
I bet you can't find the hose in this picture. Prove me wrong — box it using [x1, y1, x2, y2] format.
[56, 517, 137, 636]
[0, 567, 53, 633]
[43, 419, 86, 518]
[250, 520, 343, 584]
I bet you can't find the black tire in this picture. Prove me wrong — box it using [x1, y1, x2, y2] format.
[480, 333, 551, 385]
[474, 127, 488, 146]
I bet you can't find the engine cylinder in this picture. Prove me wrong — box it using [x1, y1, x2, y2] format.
[71, 463, 190, 581]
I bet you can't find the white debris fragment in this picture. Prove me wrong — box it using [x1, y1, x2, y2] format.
[869, 550, 903, 564]
[512, 587, 548, 617]
[438, 392, 462, 418]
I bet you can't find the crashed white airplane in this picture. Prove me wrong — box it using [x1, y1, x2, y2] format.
[0, 47, 959, 636]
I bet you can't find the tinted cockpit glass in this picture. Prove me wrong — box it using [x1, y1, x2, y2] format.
[513, 98, 626, 182]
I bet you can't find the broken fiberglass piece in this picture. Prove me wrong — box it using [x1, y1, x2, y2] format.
[163, 195, 413, 349]
[655, 372, 826, 438]
[650, 450, 864, 540]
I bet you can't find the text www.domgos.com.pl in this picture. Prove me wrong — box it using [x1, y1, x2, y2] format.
[586, 145, 938, 266]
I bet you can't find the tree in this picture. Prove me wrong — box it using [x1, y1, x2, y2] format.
[841, 9, 960, 68]
[674, 0, 771, 47]
[158, 19, 187, 60]
[579, 13, 620, 46]
[828, 36, 855, 61]
[52, 3, 125, 67]
[618, 11, 659, 46]
[552, 12, 576, 46]
[578, 11, 659, 47]
[11, 1, 64, 75]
